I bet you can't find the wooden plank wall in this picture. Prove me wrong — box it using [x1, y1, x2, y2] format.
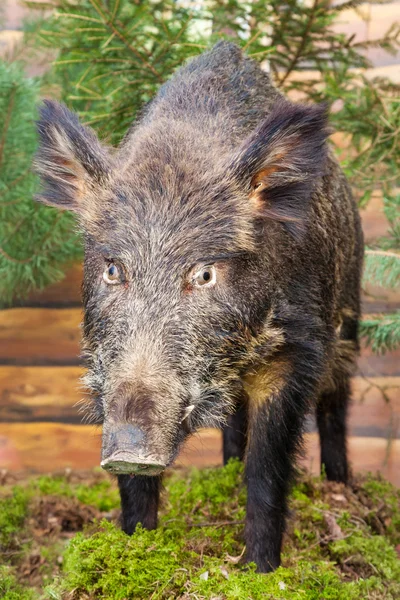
[1, 1, 399, 481]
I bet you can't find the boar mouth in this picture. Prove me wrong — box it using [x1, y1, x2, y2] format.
[101, 450, 168, 476]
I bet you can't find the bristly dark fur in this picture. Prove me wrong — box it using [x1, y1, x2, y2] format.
[33, 41, 364, 573]
[232, 101, 331, 239]
[34, 100, 113, 210]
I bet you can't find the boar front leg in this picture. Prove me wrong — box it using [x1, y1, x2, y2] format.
[118, 474, 162, 533]
[243, 342, 323, 572]
[244, 389, 308, 572]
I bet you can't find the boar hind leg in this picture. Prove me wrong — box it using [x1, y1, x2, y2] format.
[118, 474, 161, 533]
[316, 316, 358, 484]
[316, 378, 349, 483]
[223, 395, 247, 464]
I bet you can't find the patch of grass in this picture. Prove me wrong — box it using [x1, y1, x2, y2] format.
[189, 560, 388, 600]
[331, 533, 400, 581]
[32, 475, 120, 512]
[56, 523, 381, 600]
[0, 487, 30, 550]
[359, 475, 400, 545]
[0, 565, 37, 600]
[164, 458, 246, 522]
[53, 520, 188, 599]
[43, 463, 400, 600]
[1, 462, 400, 599]
[36, 540, 67, 589]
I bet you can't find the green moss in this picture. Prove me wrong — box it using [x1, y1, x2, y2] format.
[57, 520, 188, 599]
[189, 560, 385, 600]
[0, 566, 37, 600]
[74, 481, 120, 512]
[0, 487, 30, 549]
[51, 519, 400, 600]
[164, 458, 246, 522]
[43, 463, 400, 600]
[32, 475, 120, 512]
[331, 533, 400, 581]
[33, 475, 75, 496]
[1, 463, 399, 600]
[360, 475, 400, 545]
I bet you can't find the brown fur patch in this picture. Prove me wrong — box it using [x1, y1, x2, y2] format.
[243, 357, 290, 410]
[249, 154, 285, 210]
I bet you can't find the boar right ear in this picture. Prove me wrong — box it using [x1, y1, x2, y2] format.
[232, 100, 330, 238]
[34, 100, 112, 213]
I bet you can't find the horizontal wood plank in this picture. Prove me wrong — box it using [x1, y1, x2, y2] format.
[0, 366, 84, 423]
[349, 376, 400, 439]
[1, 423, 399, 485]
[358, 343, 400, 377]
[1, 307, 399, 375]
[303, 433, 400, 487]
[19, 265, 82, 308]
[0, 368, 399, 439]
[0, 308, 82, 365]
[0, 423, 102, 472]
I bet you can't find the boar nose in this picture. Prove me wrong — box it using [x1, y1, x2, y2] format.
[100, 423, 167, 476]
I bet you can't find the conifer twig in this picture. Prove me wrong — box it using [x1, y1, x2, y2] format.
[87, 0, 163, 80]
[279, 0, 319, 85]
[0, 86, 16, 169]
[365, 250, 400, 261]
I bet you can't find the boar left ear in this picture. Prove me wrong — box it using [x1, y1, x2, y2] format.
[33, 100, 113, 214]
[232, 100, 330, 238]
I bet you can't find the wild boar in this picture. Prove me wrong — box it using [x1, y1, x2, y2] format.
[34, 41, 363, 572]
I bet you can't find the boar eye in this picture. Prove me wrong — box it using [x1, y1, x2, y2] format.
[192, 265, 216, 288]
[103, 262, 121, 285]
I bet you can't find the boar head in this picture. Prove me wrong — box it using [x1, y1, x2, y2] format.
[34, 97, 328, 475]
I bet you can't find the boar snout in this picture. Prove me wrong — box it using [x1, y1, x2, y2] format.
[101, 422, 167, 476]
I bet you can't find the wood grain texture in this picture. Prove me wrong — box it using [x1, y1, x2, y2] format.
[349, 377, 400, 439]
[0, 368, 399, 439]
[0, 308, 82, 365]
[0, 366, 84, 423]
[302, 433, 400, 486]
[20, 265, 82, 307]
[0, 423, 102, 472]
[1, 308, 399, 375]
[0, 423, 399, 485]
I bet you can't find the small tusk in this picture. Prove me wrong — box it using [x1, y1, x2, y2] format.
[181, 405, 195, 423]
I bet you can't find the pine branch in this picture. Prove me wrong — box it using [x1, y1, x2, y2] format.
[364, 250, 400, 290]
[332, 0, 392, 14]
[0, 62, 81, 305]
[86, 0, 163, 80]
[279, 0, 320, 86]
[360, 313, 400, 354]
[0, 85, 16, 169]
